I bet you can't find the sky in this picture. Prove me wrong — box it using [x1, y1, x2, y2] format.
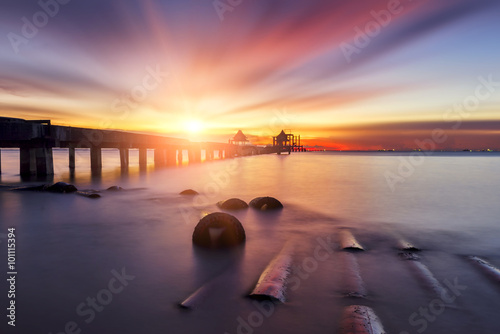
[1, 0, 499, 150]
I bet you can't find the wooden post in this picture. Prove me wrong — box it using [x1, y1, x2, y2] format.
[119, 148, 129, 169]
[69, 147, 76, 169]
[139, 148, 148, 168]
[0, 148, 2, 174]
[90, 147, 102, 170]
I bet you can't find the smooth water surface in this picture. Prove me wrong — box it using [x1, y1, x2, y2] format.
[0, 150, 499, 334]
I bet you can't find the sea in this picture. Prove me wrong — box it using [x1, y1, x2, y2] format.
[0, 149, 499, 334]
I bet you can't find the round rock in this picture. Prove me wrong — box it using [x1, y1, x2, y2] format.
[217, 198, 249, 210]
[46, 182, 78, 193]
[192, 212, 246, 248]
[249, 197, 283, 210]
[106, 186, 124, 192]
[180, 189, 199, 195]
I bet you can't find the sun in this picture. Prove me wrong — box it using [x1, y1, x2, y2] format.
[185, 119, 203, 133]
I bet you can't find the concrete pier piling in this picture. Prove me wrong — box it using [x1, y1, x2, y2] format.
[139, 148, 148, 168]
[1, 117, 275, 176]
[69, 147, 76, 169]
[19, 145, 54, 176]
[119, 148, 129, 169]
[90, 147, 102, 170]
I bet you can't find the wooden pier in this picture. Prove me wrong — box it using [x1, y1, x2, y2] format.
[0, 117, 239, 176]
[272, 130, 305, 154]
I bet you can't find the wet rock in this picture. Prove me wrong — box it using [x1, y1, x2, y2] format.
[76, 191, 101, 199]
[192, 212, 246, 248]
[106, 186, 124, 192]
[398, 252, 420, 261]
[46, 182, 78, 193]
[10, 185, 48, 192]
[249, 197, 283, 210]
[180, 189, 199, 196]
[217, 198, 249, 210]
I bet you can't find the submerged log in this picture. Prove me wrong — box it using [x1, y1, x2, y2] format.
[340, 252, 367, 298]
[340, 230, 364, 251]
[179, 277, 219, 309]
[407, 260, 448, 298]
[339, 305, 386, 334]
[468, 256, 500, 283]
[397, 239, 420, 252]
[249, 243, 293, 302]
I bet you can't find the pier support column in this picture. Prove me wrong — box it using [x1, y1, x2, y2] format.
[119, 148, 129, 169]
[205, 149, 213, 161]
[0, 149, 2, 174]
[154, 148, 166, 167]
[20, 147, 36, 176]
[194, 147, 202, 163]
[188, 148, 195, 164]
[166, 146, 177, 166]
[90, 147, 102, 171]
[35, 147, 54, 175]
[69, 147, 75, 169]
[177, 149, 183, 165]
[139, 148, 148, 168]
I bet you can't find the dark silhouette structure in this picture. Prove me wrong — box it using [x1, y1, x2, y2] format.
[0, 117, 240, 176]
[272, 130, 304, 154]
[228, 130, 249, 146]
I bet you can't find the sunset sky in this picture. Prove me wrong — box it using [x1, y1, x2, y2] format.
[1, 0, 499, 150]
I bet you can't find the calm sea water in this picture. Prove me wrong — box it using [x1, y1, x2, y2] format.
[1, 149, 499, 334]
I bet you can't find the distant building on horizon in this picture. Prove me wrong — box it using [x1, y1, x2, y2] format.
[229, 129, 250, 145]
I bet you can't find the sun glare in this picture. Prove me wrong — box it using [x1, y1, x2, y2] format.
[185, 120, 203, 133]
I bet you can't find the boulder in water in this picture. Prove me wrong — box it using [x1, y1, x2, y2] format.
[249, 197, 283, 210]
[217, 198, 249, 210]
[192, 212, 246, 248]
[106, 186, 124, 192]
[46, 182, 78, 193]
[180, 189, 199, 195]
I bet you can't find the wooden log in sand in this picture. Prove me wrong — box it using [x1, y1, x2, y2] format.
[339, 305, 386, 334]
[468, 256, 500, 284]
[397, 239, 420, 251]
[179, 278, 218, 309]
[340, 230, 364, 251]
[407, 260, 448, 298]
[340, 252, 367, 298]
[249, 243, 293, 302]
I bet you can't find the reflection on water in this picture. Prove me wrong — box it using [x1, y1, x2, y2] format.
[0, 151, 500, 333]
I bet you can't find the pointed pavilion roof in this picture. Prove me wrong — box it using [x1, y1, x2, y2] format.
[276, 130, 288, 141]
[233, 130, 248, 142]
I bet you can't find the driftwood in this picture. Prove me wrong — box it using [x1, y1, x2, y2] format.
[249, 242, 294, 302]
[339, 305, 386, 334]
